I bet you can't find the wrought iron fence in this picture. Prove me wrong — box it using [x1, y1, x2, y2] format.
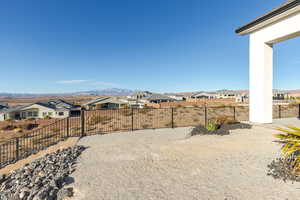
[0, 104, 299, 168]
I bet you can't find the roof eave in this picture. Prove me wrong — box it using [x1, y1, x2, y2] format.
[236, 1, 300, 35]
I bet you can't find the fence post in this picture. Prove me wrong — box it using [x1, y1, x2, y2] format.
[67, 117, 70, 137]
[15, 138, 19, 160]
[279, 105, 281, 119]
[131, 108, 134, 131]
[233, 106, 236, 121]
[204, 106, 208, 126]
[171, 107, 174, 128]
[81, 110, 85, 137]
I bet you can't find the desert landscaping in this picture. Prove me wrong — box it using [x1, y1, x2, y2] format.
[1, 119, 300, 199]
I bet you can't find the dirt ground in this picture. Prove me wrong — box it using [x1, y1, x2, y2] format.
[0, 137, 79, 174]
[0, 96, 97, 106]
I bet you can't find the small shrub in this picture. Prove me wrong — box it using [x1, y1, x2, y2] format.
[26, 117, 35, 121]
[5, 119, 14, 123]
[121, 109, 132, 116]
[139, 109, 152, 114]
[192, 118, 199, 123]
[1, 125, 17, 131]
[88, 115, 112, 126]
[191, 122, 251, 136]
[51, 127, 60, 134]
[19, 123, 38, 130]
[14, 128, 23, 133]
[273, 126, 300, 176]
[205, 120, 218, 131]
[142, 124, 151, 129]
[215, 116, 237, 125]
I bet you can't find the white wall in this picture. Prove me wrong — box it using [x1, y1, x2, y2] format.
[0, 113, 5, 121]
[249, 11, 300, 123]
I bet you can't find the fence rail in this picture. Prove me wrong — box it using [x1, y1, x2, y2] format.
[1, 104, 300, 168]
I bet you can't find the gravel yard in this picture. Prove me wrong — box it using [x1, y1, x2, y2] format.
[71, 124, 300, 200]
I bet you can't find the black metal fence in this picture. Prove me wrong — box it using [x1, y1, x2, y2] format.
[0, 104, 299, 168]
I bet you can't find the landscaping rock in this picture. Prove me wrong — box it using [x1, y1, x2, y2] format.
[191, 122, 252, 136]
[267, 156, 300, 183]
[0, 146, 85, 200]
[57, 187, 73, 200]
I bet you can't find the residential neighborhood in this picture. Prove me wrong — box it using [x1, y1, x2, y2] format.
[0, 89, 294, 122]
[0, 0, 300, 199]
[0, 99, 80, 121]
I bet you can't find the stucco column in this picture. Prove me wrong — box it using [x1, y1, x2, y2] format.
[249, 34, 273, 123]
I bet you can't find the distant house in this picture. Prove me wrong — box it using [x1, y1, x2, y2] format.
[83, 97, 144, 110]
[191, 92, 216, 99]
[273, 90, 289, 100]
[166, 94, 186, 101]
[216, 90, 240, 99]
[129, 91, 153, 100]
[0, 99, 76, 121]
[0, 103, 9, 110]
[145, 93, 176, 103]
[215, 90, 248, 103]
[126, 98, 145, 109]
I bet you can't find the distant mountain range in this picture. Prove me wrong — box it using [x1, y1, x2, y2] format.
[0, 88, 135, 98]
[1, 88, 300, 98]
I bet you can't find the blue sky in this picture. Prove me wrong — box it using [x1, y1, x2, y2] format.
[0, 0, 299, 93]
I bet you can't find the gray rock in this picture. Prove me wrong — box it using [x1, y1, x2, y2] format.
[0, 174, 5, 184]
[0, 146, 85, 200]
[57, 188, 73, 200]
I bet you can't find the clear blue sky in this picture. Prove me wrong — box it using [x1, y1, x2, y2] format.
[0, 0, 299, 93]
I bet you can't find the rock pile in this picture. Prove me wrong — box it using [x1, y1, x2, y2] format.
[267, 157, 300, 183]
[0, 146, 85, 200]
[191, 123, 252, 136]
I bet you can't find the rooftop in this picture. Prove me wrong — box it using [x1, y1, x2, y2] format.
[236, 0, 300, 34]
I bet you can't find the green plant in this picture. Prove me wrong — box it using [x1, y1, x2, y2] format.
[275, 126, 300, 174]
[205, 120, 217, 131]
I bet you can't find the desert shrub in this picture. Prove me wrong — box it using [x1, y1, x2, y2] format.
[139, 108, 152, 114]
[121, 109, 132, 116]
[205, 120, 218, 131]
[272, 126, 300, 176]
[5, 119, 14, 123]
[51, 127, 61, 134]
[192, 118, 199, 123]
[164, 122, 172, 127]
[191, 122, 251, 136]
[215, 116, 237, 125]
[1, 125, 17, 131]
[88, 115, 112, 126]
[26, 117, 35, 121]
[19, 123, 38, 130]
[288, 101, 300, 106]
[14, 128, 23, 133]
[176, 104, 183, 108]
